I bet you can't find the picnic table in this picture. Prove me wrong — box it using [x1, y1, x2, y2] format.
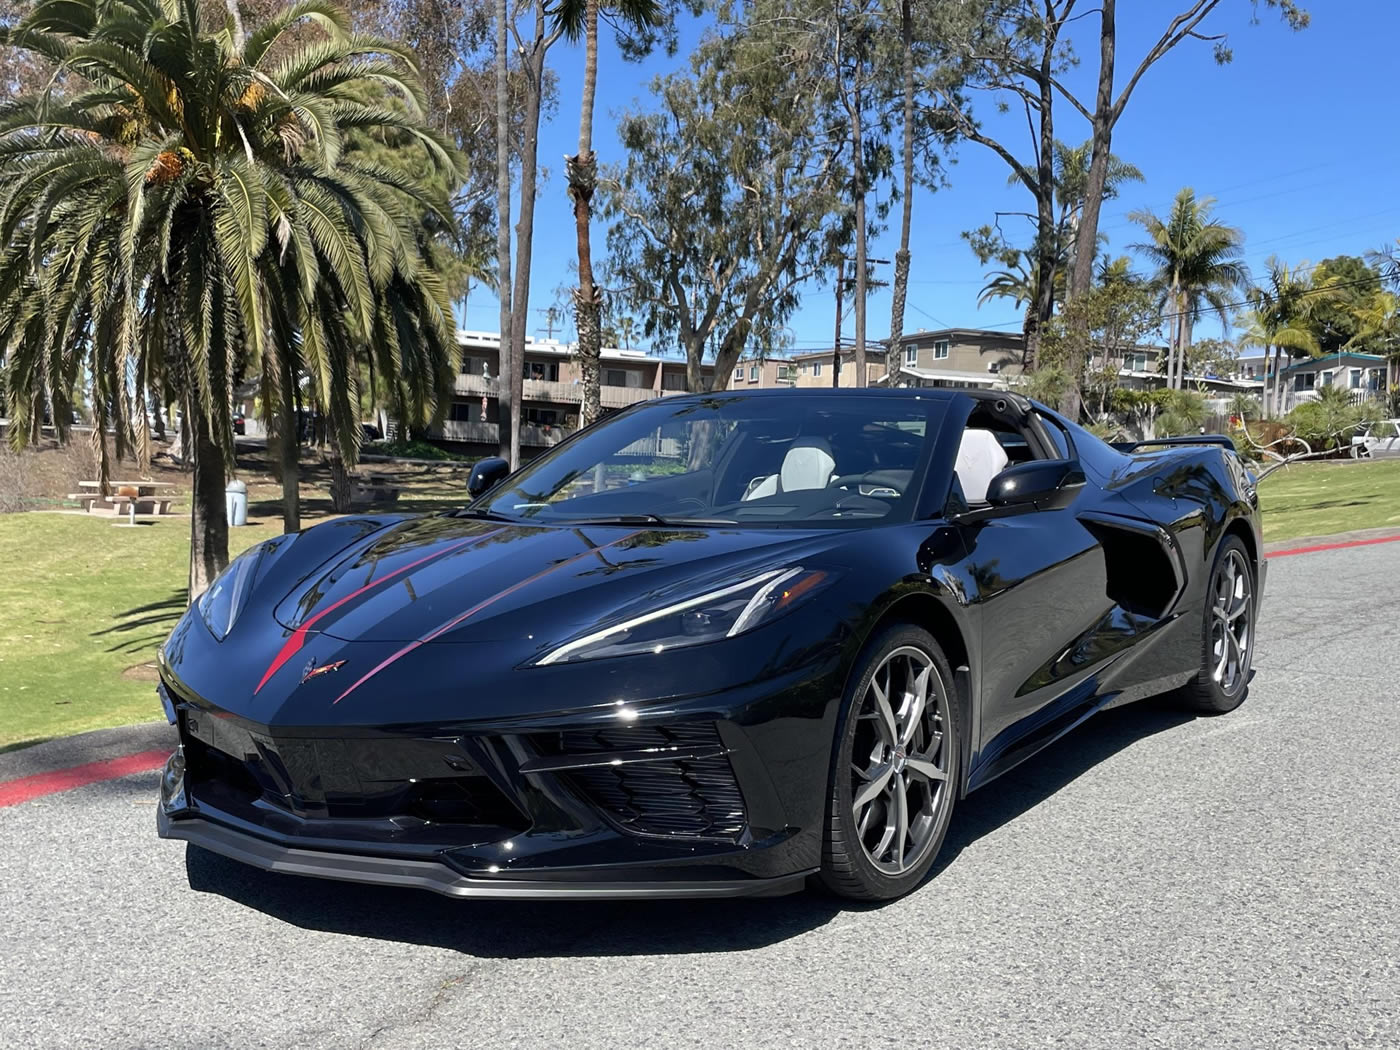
[71, 480, 177, 517]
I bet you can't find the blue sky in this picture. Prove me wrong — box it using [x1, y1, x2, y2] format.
[466, 1, 1400, 357]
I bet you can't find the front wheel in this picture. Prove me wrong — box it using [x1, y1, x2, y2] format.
[821, 625, 960, 901]
[1172, 536, 1256, 715]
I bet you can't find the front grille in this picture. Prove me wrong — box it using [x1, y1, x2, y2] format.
[533, 724, 747, 841]
[178, 704, 527, 840]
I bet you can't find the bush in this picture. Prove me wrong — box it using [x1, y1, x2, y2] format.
[1284, 397, 1369, 453]
[367, 439, 467, 461]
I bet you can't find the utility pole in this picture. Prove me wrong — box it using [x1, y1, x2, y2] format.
[832, 257, 845, 389]
[854, 257, 892, 387]
[537, 306, 560, 340]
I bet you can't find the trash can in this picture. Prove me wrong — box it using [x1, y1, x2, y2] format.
[225, 479, 248, 527]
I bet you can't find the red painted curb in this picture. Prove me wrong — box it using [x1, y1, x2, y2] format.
[0, 749, 170, 809]
[1266, 533, 1400, 560]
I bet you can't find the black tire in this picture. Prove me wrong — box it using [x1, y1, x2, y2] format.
[1172, 535, 1256, 715]
[821, 624, 961, 901]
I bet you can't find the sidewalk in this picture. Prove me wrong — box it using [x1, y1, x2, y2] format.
[0, 722, 173, 785]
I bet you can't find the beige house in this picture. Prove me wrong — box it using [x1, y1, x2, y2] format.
[726, 357, 800, 389]
[432, 331, 712, 459]
[884, 328, 1026, 388]
[789, 347, 887, 388]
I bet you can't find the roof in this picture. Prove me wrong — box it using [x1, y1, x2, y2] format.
[878, 366, 1003, 387]
[789, 346, 889, 363]
[1281, 351, 1389, 374]
[455, 329, 699, 367]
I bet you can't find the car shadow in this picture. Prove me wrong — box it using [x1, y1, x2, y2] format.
[930, 698, 1197, 879]
[183, 697, 1205, 957]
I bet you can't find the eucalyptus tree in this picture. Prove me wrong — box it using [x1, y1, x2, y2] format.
[0, 0, 456, 592]
[1129, 188, 1248, 391]
[602, 6, 853, 391]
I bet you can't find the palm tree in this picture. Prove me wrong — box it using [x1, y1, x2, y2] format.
[0, 0, 456, 592]
[556, 0, 660, 427]
[1129, 188, 1249, 390]
[978, 250, 1065, 354]
[1237, 257, 1334, 418]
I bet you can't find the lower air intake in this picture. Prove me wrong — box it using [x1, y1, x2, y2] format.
[536, 724, 748, 841]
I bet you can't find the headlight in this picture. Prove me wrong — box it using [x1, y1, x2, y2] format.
[198, 545, 266, 641]
[535, 566, 832, 665]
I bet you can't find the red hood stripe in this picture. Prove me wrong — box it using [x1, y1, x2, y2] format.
[332, 530, 644, 705]
[252, 526, 509, 694]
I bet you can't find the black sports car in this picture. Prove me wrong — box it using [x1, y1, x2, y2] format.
[156, 388, 1263, 901]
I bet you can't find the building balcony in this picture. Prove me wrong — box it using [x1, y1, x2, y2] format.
[432, 419, 571, 448]
[453, 372, 671, 409]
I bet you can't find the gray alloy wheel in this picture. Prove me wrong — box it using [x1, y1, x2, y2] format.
[1209, 547, 1254, 697]
[822, 625, 959, 900]
[1174, 535, 1255, 715]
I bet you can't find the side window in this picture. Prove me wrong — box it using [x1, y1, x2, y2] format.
[1036, 414, 1072, 460]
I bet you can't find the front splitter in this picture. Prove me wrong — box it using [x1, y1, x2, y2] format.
[158, 809, 814, 900]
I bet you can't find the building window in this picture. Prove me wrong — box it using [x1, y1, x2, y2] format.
[1294, 372, 1316, 392]
[812, 362, 822, 377]
[733, 368, 742, 382]
[523, 407, 558, 427]
[749, 364, 759, 382]
[1126, 352, 1148, 372]
[662, 372, 687, 391]
[933, 340, 950, 360]
[524, 360, 559, 382]
[1351, 368, 1363, 389]
[604, 368, 634, 387]
[904, 346, 917, 365]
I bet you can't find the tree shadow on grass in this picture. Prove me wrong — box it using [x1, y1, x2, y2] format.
[92, 589, 186, 654]
[182, 696, 1209, 958]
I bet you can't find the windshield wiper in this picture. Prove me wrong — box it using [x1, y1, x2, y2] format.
[566, 513, 737, 527]
[453, 507, 522, 522]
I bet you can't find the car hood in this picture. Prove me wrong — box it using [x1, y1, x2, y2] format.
[270, 513, 841, 647]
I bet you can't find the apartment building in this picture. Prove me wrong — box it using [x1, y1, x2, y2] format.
[430, 331, 713, 458]
[725, 357, 799, 389]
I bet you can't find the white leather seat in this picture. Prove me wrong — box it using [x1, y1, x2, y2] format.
[743, 438, 837, 500]
[955, 428, 1010, 503]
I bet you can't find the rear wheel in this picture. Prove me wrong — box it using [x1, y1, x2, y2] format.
[821, 625, 960, 901]
[1173, 536, 1256, 714]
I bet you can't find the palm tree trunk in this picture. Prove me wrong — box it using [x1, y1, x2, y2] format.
[886, 0, 915, 388]
[493, 0, 514, 464]
[188, 403, 229, 599]
[570, 0, 603, 426]
[278, 353, 300, 533]
[224, 0, 245, 50]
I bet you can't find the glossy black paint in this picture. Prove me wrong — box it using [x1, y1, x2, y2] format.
[156, 388, 1265, 898]
[466, 457, 510, 497]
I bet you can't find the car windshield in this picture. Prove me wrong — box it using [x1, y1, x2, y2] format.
[473, 393, 947, 527]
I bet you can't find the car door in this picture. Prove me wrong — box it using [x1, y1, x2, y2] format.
[950, 411, 1115, 786]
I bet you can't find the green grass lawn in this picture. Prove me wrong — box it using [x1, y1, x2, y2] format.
[0, 456, 1397, 751]
[1256, 458, 1400, 543]
[0, 514, 278, 751]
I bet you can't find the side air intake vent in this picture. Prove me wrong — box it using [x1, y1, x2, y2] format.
[1081, 517, 1182, 619]
[530, 724, 747, 841]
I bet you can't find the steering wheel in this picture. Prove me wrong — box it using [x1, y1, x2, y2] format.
[831, 472, 905, 499]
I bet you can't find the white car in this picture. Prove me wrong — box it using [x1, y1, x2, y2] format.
[1351, 419, 1400, 459]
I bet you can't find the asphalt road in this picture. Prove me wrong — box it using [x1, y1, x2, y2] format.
[2, 543, 1397, 1050]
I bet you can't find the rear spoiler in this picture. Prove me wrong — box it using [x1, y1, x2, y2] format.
[1110, 435, 1237, 453]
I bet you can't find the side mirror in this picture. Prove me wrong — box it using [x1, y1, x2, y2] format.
[467, 457, 511, 498]
[985, 459, 1085, 511]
